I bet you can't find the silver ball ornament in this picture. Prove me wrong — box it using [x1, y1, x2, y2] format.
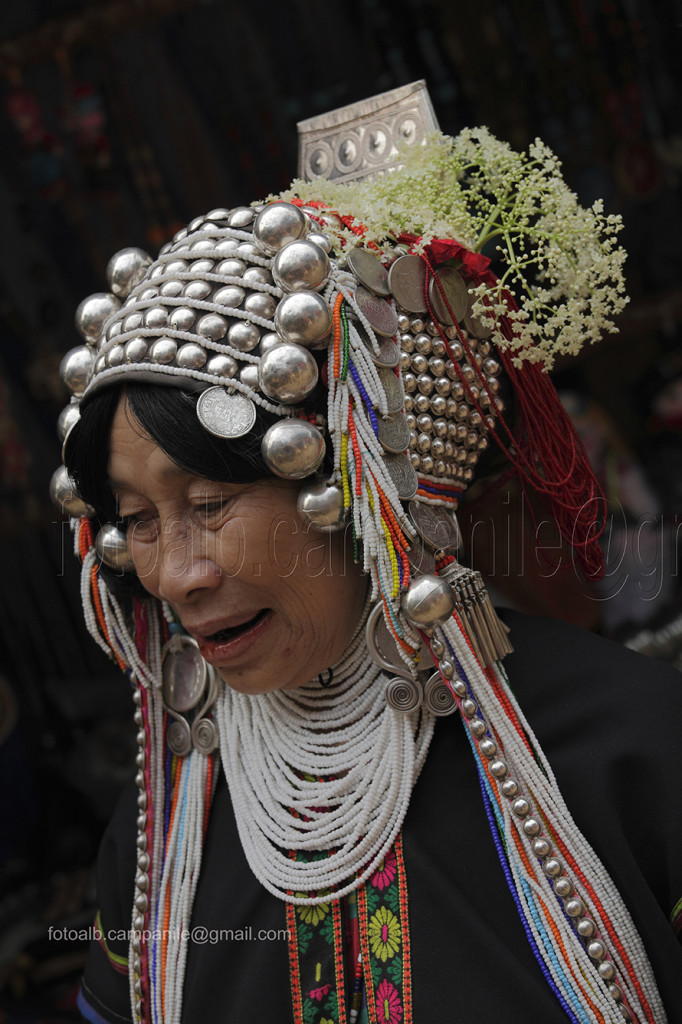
[400, 574, 455, 628]
[274, 291, 332, 348]
[297, 478, 347, 532]
[49, 465, 93, 517]
[261, 420, 325, 479]
[259, 342, 318, 404]
[253, 202, 307, 256]
[75, 293, 122, 345]
[60, 345, 95, 397]
[272, 240, 330, 293]
[57, 403, 80, 444]
[95, 523, 136, 571]
[106, 247, 153, 298]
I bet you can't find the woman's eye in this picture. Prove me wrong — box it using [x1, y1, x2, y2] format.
[120, 512, 159, 540]
[196, 499, 230, 525]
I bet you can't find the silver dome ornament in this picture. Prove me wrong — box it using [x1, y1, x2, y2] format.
[125, 338, 148, 363]
[239, 364, 260, 390]
[259, 332, 283, 356]
[149, 338, 178, 364]
[253, 202, 307, 256]
[75, 292, 122, 345]
[306, 231, 332, 253]
[106, 247, 153, 298]
[49, 465, 93, 517]
[197, 313, 228, 341]
[60, 345, 95, 397]
[95, 523, 136, 571]
[206, 353, 239, 378]
[401, 574, 455, 629]
[106, 345, 125, 368]
[259, 342, 319, 404]
[272, 240, 330, 293]
[297, 478, 347, 532]
[244, 292, 277, 319]
[242, 266, 273, 288]
[57, 402, 80, 444]
[274, 291, 333, 348]
[228, 206, 256, 228]
[384, 676, 423, 713]
[214, 285, 245, 308]
[176, 343, 207, 369]
[261, 419, 325, 479]
[169, 307, 196, 332]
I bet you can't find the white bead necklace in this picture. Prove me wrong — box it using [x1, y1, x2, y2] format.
[216, 609, 434, 905]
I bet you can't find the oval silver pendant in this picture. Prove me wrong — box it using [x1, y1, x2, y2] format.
[197, 387, 257, 439]
[161, 635, 208, 714]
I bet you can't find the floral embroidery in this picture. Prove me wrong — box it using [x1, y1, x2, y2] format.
[297, 898, 331, 927]
[376, 979, 403, 1024]
[309, 984, 332, 1001]
[368, 907, 401, 962]
[370, 849, 397, 891]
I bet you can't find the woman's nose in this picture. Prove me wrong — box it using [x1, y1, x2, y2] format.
[137, 516, 222, 605]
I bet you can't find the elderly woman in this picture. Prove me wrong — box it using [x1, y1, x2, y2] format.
[54, 98, 681, 1024]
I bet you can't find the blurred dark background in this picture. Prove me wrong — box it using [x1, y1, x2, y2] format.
[0, 0, 680, 1019]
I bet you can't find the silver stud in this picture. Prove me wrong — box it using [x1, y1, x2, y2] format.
[598, 961, 616, 980]
[228, 206, 256, 228]
[420, 455, 434, 473]
[206, 354, 238, 378]
[259, 332, 282, 356]
[461, 698, 477, 718]
[197, 314, 228, 341]
[169, 307, 196, 331]
[501, 778, 519, 798]
[608, 982, 623, 1003]
[150, 338, 178, 364]
[243, 266, 273, 288]
[57, 403, 81, 444]
[543, 858, 563, 877]
[489, 759, 508, 778]
[135, 892, 148, 913]
[587, 939, 607, 961]
[244, 292, 277, 319]
[239, 364, 260, 390]
[272, 240, 330, 293]
[450, 678, 467, 698]
[107, 248, 153, 298]
[554, 877, 574, 898]
[228, 321, 260, 352]
[564, 897, 586, 918]
[160, 280, 184, 298]
[512, 798, 530, 818]
[479, 738, 497, 759]
[176, 343, 207, 369]
[125, 338, 148, 363]
[469, 717, 487, 738]
[184, 280, 211, 300]
[214, 285, 245, 308]
[297, 479, 347, 532]
[259, 342, 318, 404]
[522, 818, 541, 837]
[75, 292, 122, 344]
[414, 394, 430, 414]
[577, 917, 596, 938]
[430, 638, 445, 658]
[439, 659, 454, 679]
[191, 259, 214, 276]
[216, 258, 246, 277]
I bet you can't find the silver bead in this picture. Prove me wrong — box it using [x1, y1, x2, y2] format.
[259, 342, 318, 404]
[618, 1006, 632, 1022]
[414, 334, 432, 356]
[433, 418, 448, 438]
[60, 345, 95, 396]
[512, 797, 530, 818]
[274, 291, 332, 348]
[49, 465, 92, 517]
[532, 838, 552, 859]
[150, 338, 178, 364]
[57, 402, 80, 444]
[169, 307, 196, 331]
[124, 338, 148, 363]
[136, 812, 146, 830]
[400, 574, 455, 628]
[244, 292, 277, 319]
[587, 939, 607, 961]
[608, 982, 623, 1002]
[228, 321, 260, 352]
[598, 960, 616, 980]
[501, 778, 519, 798]
[439, 659, 454, 679]
[261, 419, 325, 479]
[449, 677, 467, 698]
[469, 717, 487, 738]
[460, 698, 477, 718]
[176, 343, 207, 369]
[430, 638, 445, 658]
[414, 394, 430, 414]
[297, 478, 347, 532]
[137, 852, 150, 872]
[135, 892, 148, 913]
[307, 231, 332, 253]
[554, 877, 574, 898]
[420, 454, 434, 473]
[416, 433, 431, 454]
[479, 737, 497, 759]
[133, 915, 145, 932]
[107, 320, 122, 340]
[75, 292, 122, 344]
[522, 818, 541, 837]
[137, 792, 147, 810]
[489, 759, 508, 778]
[95, 524, 135, 571]
[206, 354, 238, 378]
[430, 395, 447, 417]
[272, 240, 330, 293]
[564, 897, 586, 918]
[253, 202, 307, 255]
[577, 918, 596, 938]
[107, 248, 153, 298]
[197, 313, 227, 341]
[543, 858, 563, 877]
[416, 374, 434, 396]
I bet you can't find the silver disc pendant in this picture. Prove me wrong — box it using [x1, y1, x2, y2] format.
[408, 500, 462, 552]
[197, 387, 257, 439]
[161, 635, 208, 714]
[428, 267, 469, 324]
[378, 367, 405, 413]
[347, 248, 390, 296]
[356, 285, 399, 337]
[388, 254, 427, 313]
[382, 452, 418, 499]
[377, 413, 411, 454]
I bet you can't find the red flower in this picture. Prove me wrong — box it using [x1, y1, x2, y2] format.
[308, 984, 331, 1001]
[370, 848, 397, 891]
[376, 979, 403, 1024]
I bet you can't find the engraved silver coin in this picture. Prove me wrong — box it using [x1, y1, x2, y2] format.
[406, 537, 436, 575]
[464, 311, 494, 340]
[378, 367, 404, 413]
[359, 326, 400, 368]
[161, 636, 208, 714]
[377, 413, 411, 453]
[428, 267, 469, 324]
[347, 248, 390, 296]
[355, 285, 399, 337]
[408, 500, 462, 551]
[383, 452, 418, 499]
[388, 254, 427, 313]
[197, 387, 257, 439]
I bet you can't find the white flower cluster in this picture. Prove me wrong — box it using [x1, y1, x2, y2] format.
[277, 129, 628, 369]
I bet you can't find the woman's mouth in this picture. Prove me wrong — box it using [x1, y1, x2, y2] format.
[194, 609, 272, 663]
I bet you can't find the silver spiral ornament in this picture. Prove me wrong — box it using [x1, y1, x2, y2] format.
[423, 672, 458, 716]
[192, 717, 218, 754]
[166, 717, 192, 757]
[384, 675, 423, 713]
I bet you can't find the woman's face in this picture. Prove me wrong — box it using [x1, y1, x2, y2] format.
[108, 396, 368, 694]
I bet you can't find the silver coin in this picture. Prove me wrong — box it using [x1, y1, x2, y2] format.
[356, 285, 399, 337]
[378, 367, 404, 413]
[383, 452, 418, 499]
[406, 536, 436, 575]
[388, 254, 427, 313]
[161, 636, 208, 713]
[197, 387, 257, 439]
[408, 500, 462, 551]
[429, 267, 469, 324]
[378, 413, 411, 453]
[464, 311, 494, 340]
[359, 325, 400, 368]
[347, 248, 390, 296]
